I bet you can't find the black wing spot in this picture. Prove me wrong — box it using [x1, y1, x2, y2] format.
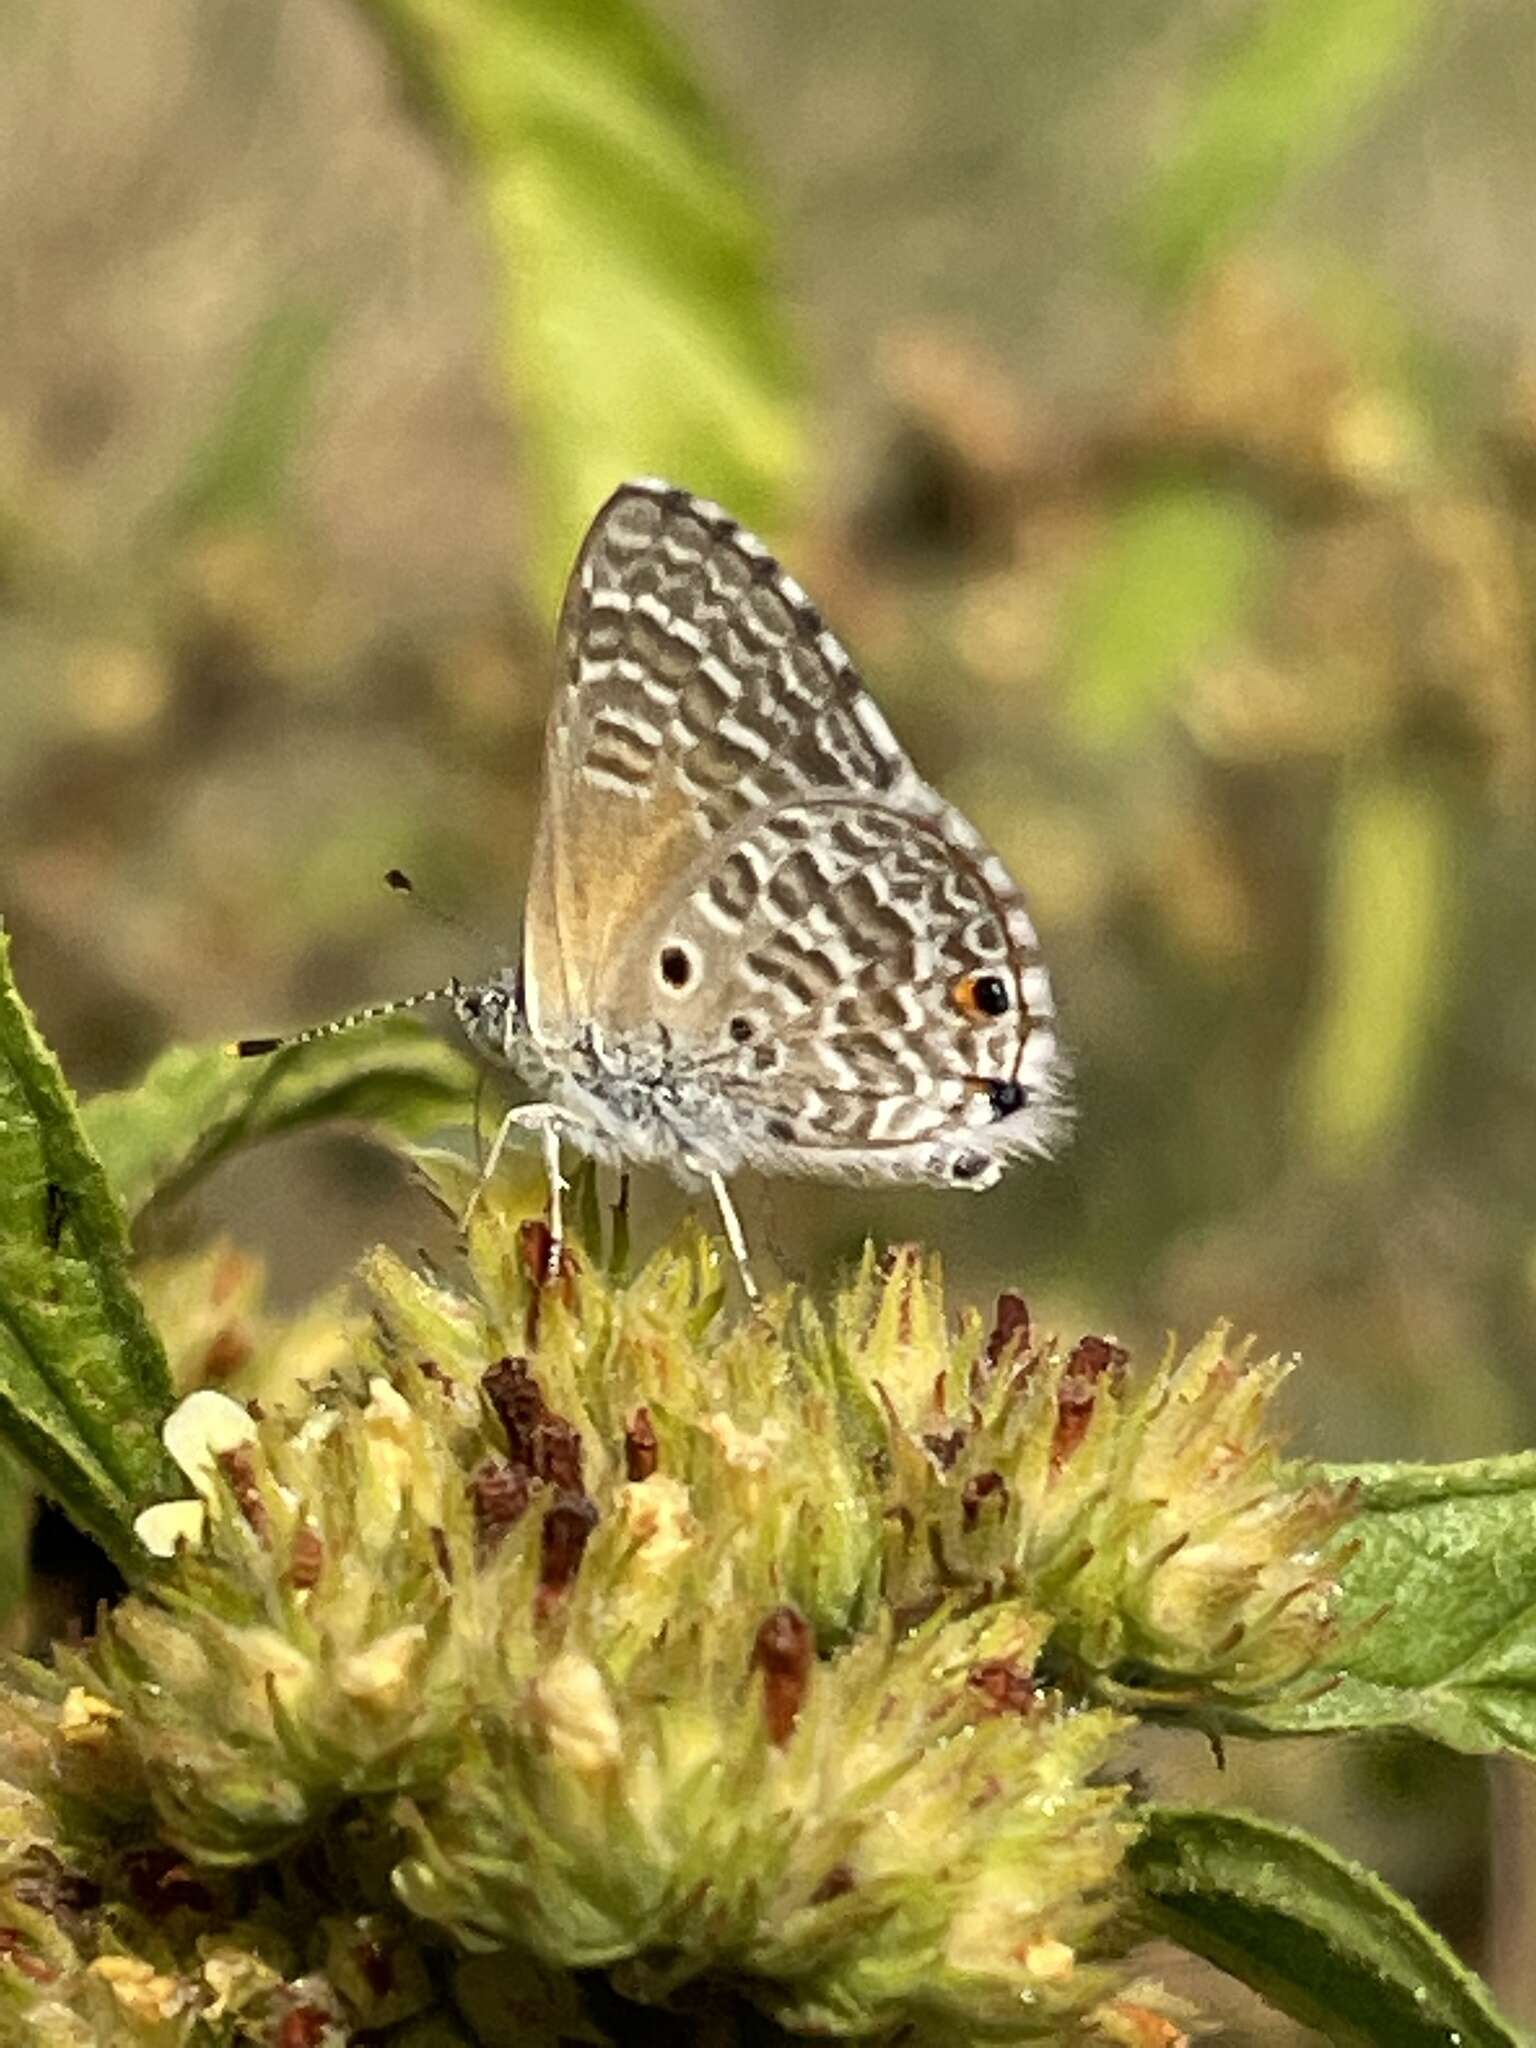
[986, 1079, 1028, 1120]
[659, 945, 695, 990]
[729, 1015, 755, 1044]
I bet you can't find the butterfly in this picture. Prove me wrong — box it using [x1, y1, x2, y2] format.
[239, 481, 1068, 1303]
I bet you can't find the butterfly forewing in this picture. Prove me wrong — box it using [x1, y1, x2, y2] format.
[526, 482, 913, 1029]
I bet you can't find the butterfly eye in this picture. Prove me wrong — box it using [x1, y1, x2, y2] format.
[658, 943, 699, 992]
[951, 971, 1012, 1019]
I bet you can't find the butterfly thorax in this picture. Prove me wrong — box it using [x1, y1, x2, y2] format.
[454, 971, 767, 1185]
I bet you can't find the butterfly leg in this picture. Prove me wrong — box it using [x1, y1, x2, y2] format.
[707, 1171, 762, 1313]
[462, 1102, 569, 1279]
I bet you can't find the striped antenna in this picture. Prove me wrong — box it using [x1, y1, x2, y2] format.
[230, 980, 460, 1058]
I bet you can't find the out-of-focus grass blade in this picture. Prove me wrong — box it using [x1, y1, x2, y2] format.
[153, 302, 335, 536]
[0, 928, 182, 1572]
[1133, 0, 1436, 297]
[84, 1018, 478, 1224]
[1061, 484, 1276, 751]
[357, 0, 802, 601]
[1294, 769, 1452, 1169]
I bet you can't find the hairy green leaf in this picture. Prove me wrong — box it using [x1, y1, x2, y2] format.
[84, 1019, 477, 1223]
[1134, 0, 1435, 296]
[0, 927, 181, 1568]
[358, 0, 802, 600]
[1131, 1805, 1522, 2048]
[1250, 1453, 1536, 1759]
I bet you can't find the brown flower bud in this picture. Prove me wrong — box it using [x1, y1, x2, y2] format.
[625, 1405, 659, 1481]
[752, 1606, 814, 1745]
[469, 1456, 530, 1555]
[538, 1491, 600, 1606]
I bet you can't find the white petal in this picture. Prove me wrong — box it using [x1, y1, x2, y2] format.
[162, 1388, 258, 1493]
[133, 1498, 208, 1557]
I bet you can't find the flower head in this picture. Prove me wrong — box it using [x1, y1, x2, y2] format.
[4, 1197, 1355, 2041]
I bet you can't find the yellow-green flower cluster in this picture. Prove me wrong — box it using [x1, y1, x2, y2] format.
[399, 1599, 1131, 2040]
[841, 1246, 1357, 1707]
[0, 1181, 1350, 2043]
[0, 1665, 444, 2044]
[103, 1361, 474, 1862]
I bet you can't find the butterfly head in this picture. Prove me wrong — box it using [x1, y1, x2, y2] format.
[452, 966, 527, 1068]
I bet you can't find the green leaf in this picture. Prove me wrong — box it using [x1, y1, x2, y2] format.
[83, 1019, 477, 1224]
[1061, 483, 1276, 750]
[0, 927, 182, 1569]
[1133, 0, 1436, 297]
[1130, 1804, 1523, 2048]
[0, 1449, 31, 1634]
[357, 0, 802, 601]
[1249, 1453, 1536, 1759]
[1293, 771, 1454, 1170]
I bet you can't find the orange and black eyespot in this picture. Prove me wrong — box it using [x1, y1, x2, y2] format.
[950, 971, 1013, 1020]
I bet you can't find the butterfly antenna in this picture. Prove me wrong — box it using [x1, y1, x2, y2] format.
[230, 980, 460, 1059]
[384, 867, 495, 949]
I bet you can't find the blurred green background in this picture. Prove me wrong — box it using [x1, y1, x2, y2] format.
[3, 0, 1536, 2036]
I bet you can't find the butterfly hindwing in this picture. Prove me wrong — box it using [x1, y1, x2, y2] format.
[603, 792, 1065, 1178]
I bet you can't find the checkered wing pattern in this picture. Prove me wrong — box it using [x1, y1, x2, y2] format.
[523, 480, 1065, 1178]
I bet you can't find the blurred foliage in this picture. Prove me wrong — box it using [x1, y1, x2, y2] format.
[1294, 768, 1454, 1171]
[2, 0, 1536, 2032]
[152, 303, 335, 542]
[1060, 484, 1278, 750]
[1132, 0, 1437, 296]
[360, 0, 801, 598]
[83, 1017, 474, 1222]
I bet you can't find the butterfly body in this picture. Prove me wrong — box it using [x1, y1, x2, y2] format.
[460, 984, 1042, 1191]
[458, 987, 765, 1185]
[453, 479, 1069, 1204]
